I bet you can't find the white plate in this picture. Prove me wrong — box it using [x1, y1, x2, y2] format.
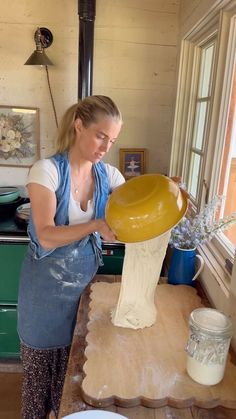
[62, 410, 128, 419]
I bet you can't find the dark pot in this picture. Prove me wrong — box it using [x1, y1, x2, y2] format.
[0, 197, 28, 217]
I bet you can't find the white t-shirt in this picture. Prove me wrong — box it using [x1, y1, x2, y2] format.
[27, 158, 125, 224]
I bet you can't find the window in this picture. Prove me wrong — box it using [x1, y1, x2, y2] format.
[187, 39, 216, 203]
[170, 2, 236, 347]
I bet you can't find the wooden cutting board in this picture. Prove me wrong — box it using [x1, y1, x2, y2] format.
[81, 282, 236, 409]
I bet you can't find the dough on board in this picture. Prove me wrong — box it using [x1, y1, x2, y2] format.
[111, 231, 170, 329]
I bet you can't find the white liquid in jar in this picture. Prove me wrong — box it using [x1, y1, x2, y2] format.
[187, 354, 226, 385]
[186, 308, 233, 386]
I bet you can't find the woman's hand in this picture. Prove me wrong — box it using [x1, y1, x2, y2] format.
[171, 176, 190, 200]
[95, 219, 117, 242]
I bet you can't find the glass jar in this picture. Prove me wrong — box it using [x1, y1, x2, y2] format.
[185, 307, 233, 385]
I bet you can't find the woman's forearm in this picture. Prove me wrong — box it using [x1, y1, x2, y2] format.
[36, 220, 97, 249]
[27, 183, 116, 250]
[36, 218, 116, 250]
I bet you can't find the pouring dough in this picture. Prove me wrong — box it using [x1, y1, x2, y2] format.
[111, 230, 171, 329]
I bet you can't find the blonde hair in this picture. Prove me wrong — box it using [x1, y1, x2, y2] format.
[56, 95, 122, 153]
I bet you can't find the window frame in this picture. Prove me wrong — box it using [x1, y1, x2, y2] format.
[210, 13, 236, 261]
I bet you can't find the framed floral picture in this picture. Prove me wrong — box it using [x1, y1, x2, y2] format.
[0, 105, 40, 167]
[119, 148, 146, 179]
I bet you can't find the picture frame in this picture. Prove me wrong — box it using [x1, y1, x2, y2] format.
[119, 148, 146, 179]
[0, 105, 40, 167]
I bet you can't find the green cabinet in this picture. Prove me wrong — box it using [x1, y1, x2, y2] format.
[0, 243, 28, 304]
[0, 306, 20, 358]
[97, 246, 124, 275]
[0, 242, 28, 358]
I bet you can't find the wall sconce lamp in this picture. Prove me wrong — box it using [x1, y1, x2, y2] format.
[24, 27, 53, 66]
[24, 27, 58, 128]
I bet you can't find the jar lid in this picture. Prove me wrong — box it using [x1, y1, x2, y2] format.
[189, 308, 233, 338]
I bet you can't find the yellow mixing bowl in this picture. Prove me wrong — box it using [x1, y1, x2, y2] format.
[105, 174, 188, 243]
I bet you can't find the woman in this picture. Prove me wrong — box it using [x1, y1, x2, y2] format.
[17, 95, 124, 418]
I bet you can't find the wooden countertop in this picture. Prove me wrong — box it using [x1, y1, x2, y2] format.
[58, 275, 236, 419]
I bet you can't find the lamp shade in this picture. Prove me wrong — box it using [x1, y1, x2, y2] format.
[24, 50, 53, 66]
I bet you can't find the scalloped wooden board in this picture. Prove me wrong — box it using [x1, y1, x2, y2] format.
[81, 282, 236, 409]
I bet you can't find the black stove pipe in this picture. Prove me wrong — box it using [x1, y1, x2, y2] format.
[78, 0, 96, 99]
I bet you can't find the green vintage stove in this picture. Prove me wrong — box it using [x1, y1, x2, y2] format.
[0, 200, 124, 359]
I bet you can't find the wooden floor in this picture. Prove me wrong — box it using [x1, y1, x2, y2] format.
[0, 372, 22, 419]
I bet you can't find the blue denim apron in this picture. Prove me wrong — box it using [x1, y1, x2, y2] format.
[17, 153, 109, 349]
[17, 236, 100, 349]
